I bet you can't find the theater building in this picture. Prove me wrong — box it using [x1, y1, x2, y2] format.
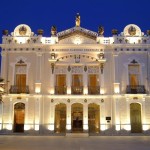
[0, 14, 150, 135]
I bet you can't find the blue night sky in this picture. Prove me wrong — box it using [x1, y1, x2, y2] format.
[0, 0, 150, 38]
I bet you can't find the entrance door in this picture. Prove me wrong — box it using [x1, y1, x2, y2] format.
[88, 103, 100, 133]
[14, 103, 25, 133]
[72, 103, 83, 132]
[55, 103, 66, 133]
[130, 103, 142, 133]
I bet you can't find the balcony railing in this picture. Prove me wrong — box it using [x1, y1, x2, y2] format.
[71, 86, 83, 95]
[88, 86, 100, 95]
[126, 85, 146, 94]
[9, 85, 30, 94]
[55, 86, 67, 95]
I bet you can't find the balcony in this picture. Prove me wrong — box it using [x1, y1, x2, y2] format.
[71, 86, 83, 95]
[88, 86, 100, 95]
[55, 86, 67, 95]
[9, 85, 30, 94]
[126, 85, 146, 94]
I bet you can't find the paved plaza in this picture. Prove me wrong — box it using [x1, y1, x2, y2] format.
[0, 136, 150, 150]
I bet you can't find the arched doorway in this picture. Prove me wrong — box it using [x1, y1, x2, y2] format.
[130, 103, 142, 133]
[14, 103, 25, 132]
[72, 103, 83, 132]
[88, 103, 100, 133]
[55, 103, 66, 133]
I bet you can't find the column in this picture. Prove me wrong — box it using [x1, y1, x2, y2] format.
[66, 103, 71, 132]
[113, 53, 120, 94]
[142, 98, 147, 131]
[83, 67, 88, 94]
[100, 70, 104, 94]
[34, 97, 40, 131]
[1, 52, 7, 79]
[126, 98, 131, 131]
[50, 71, 55, 94]
[83, 103, 88, 132]
[49, 102, 55, 132]
[24, 98, 29, 131]
[35, 53, 42, 94]
[111, 98, 116, 130]
[7, 98, 12, 130]
[67, 67, 71, 94]
[0, 102, 3, 130]
[115, 98, 120, 131]
[100, 101, 106, 131]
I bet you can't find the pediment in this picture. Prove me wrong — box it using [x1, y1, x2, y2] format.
[57, 27, 98, 44]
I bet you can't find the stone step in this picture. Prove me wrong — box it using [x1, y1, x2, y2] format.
[66, 133, 89, 138]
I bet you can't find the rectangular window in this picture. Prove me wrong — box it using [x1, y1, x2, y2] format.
[88, 74, 99, 87]
[128, 64, 140, 87]
[72, 74, 83, 86]
[56, 75, 66, 86]
[55, 75, 66, 94]
[15, 64, 27, 93]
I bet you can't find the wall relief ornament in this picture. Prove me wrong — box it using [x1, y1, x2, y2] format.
[128, 26, 136, 36]
[88, 66, 99, 74]
[123, 24, 142, 36]
[71, 66, 83, 74]
[19, 26, 27, 35]
[55, 66, 67, 74]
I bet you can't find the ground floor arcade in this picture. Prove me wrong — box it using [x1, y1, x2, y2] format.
[0, 95, 150, 135]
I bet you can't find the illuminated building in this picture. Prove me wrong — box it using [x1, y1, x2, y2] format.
[0, 14, 150, 135]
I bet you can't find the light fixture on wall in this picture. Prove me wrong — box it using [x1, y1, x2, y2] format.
[67, 66, 71, 72]
[51, 63, 55, 74]
[100, 63, 104, 74]
[51, 53, 56, 59]
[99, 53, 104, 59]
[84, 65, 87, 72]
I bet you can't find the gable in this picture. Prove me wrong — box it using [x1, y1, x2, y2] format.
[58, 33, 97, 44]
[57, 27, 98, 44]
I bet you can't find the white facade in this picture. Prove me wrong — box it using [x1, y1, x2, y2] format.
[0, 16, 150, 135]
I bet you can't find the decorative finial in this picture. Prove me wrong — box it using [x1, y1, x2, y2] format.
[37, 29, 44, 36]
[51, 26, 57, 36]
[98, 26, 104, 36]
[2, 30, 9, 36]
[112, 29, 118, 35]
[146, 30, 150, 36]
[75, 13, 80, 27]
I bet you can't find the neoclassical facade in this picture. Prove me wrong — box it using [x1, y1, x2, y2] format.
[0, 14, 150, 135]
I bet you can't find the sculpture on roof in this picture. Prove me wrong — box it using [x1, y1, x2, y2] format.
[75, 13, 80, 27]
[51, 26, 57, 36]
[98, 26, 104, 35]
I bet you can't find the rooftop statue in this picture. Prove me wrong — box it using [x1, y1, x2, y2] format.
[98, 26, 104, 35]
[51, 26, 57, 36]
[76, 13, 80, 27]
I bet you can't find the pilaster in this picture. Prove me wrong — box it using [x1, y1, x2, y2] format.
[83, 68, 88, 94]
[66, 103, 71, 132]
[49, 102, 55, 132]
[67, 67, 71, 94]
[83, 103, 88, 132]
